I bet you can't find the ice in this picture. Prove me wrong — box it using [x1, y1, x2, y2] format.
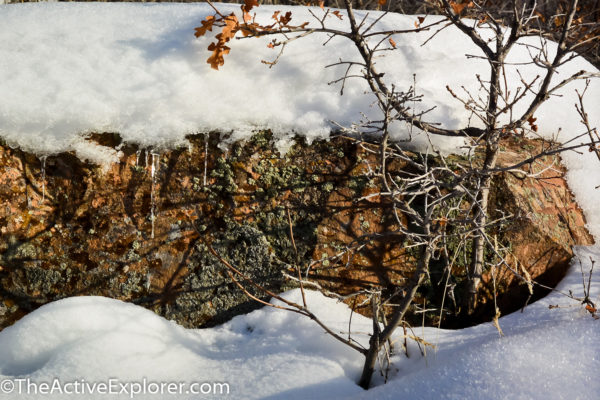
[150, 151, 159, 239]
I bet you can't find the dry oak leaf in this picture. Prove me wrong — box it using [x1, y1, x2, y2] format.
[527, 116, 538, 132]
[414, 16, 425, 28]
[207, 42, 231, 70]
[450, 1, 473, 15]
[221, 14, 240, 41]
[242, 0, 259, 13]
[279, 11, 293, 25]
[195, 15, 216, 37]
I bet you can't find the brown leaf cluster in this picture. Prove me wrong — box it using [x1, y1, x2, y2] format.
[195, 1, 310, 70]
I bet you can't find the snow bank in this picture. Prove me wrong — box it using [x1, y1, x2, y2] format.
[0, 292, 368, 399]
[0, 246, 598, 399]
[349, 245, 600, 400]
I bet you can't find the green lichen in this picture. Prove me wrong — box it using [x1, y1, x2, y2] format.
[249, 130, 273, 149]
[210, 156, 238, 194]
[165, 224, 286, 328]
[14, 243, 38, 260]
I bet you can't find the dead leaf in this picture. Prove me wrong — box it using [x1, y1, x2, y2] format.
[554, 16, 564, 28]
[207, 42, 231, 70]
[585, 304, 597, 314]
[415, 16, 425, 28]
[279, 11, 293, 25]
[389, 38, 397, 48]
[450, 1, 473, 15]
[221, 14, 239, 41]
[194, 16, 215, 37]
[242, 0, 259, 13]
[527, 116, 538, 132]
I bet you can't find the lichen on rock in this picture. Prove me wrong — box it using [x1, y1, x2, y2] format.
[0, 132, 593, 330]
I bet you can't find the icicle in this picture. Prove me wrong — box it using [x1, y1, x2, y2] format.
[203, 134, 208, 187]
[135, 149, 141, 167]
[145, 272, 152, 292]
[150, 151, 160, 239]
[40, 155, 47, 204]
[145, 150, 150, 168]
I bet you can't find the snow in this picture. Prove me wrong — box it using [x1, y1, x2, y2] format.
[1, 2, 599, 235]
[0, 3, 599, 399]
[349, 247, 600, 400]
[1, 2, 596, 152]
[1, 2, 599, 237]
[0, 246, 598, 399]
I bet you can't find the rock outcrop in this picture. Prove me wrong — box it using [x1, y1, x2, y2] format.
[0, 132, 593, 330]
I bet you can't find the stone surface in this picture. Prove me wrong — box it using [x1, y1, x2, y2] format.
[0, 132, 593, 330]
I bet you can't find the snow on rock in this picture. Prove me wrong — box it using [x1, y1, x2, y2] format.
[0, 3, 599, 235]
[0, 246, 598, 399]
[1, 2, 599, 236]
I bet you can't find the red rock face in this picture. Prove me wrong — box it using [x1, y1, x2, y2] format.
[309, 138, 594, 326]
[478, 138, 594, 320]
[0, 133, 593, 330]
